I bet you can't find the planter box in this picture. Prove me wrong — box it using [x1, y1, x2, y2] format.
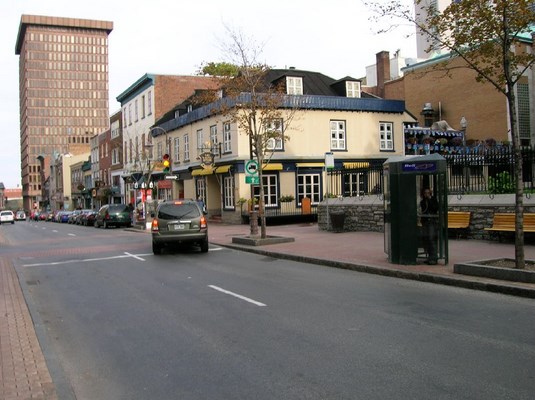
[454, 259, 535, 283]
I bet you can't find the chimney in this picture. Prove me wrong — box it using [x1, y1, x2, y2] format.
[376, 51, 390, 98]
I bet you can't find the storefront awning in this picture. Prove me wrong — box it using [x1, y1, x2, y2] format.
[191, 167, 214, 176]
[296, 162, 325, 168]
[262, 163, 283, 171]
[343, 162, 370, 169]
[215, 165, 232, 174]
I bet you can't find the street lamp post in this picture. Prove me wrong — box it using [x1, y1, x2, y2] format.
[460, 116, 468, 147]
[460, 116, 469, 192]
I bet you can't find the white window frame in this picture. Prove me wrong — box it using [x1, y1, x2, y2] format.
[222, 176, 235, 210]
[297, 173, 321, 205]
[196, 178, 206, 204]
[210, 125, 218, 145]
[197, 129, 204, 155]
[286, 76, 303, 95]
[265, 118, 284, 151]
[223, 121, 232, 153]
[253, 174, 279, 208]
[184, 134, 190, 161]
[156, 142, 163, 161]
[379, 122, 394, 151]
[141, 95, 146, 118]
[111, 147, 120, 165]
[330, 120, 346, 150]
[346, 81, 361, 98]
[147, 90, 152, 115]
[173, 137, 180, 163]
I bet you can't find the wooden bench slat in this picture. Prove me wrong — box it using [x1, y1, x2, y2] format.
[448, 212, 471, 229]
[484, 213, 535, 232]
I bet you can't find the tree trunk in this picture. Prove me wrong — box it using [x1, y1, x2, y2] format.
[507, 81, 525, 269]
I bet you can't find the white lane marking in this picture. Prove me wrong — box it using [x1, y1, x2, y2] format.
[52, 230, 58, 233]
[208, 285, 266, 307]
[68, 233, 76, 236]
[23, 253, 153, 267]
[209, 246, 223, 251]
[124, 251, 146, 261]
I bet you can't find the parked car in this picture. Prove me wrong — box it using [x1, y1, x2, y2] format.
[150, 199, 208, 254]
[94, 204, 132, 229]
[80, 210, 97, 226]
[0, 210, 15, 224]
[15, 210, 26, 221]
[68, 210, 83, 224]
[57, 211, 72, 223]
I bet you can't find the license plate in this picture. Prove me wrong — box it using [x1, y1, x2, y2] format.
[172, 224, 186, 230]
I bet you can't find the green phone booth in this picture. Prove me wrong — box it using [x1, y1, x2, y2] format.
[383, 153, 448, 265]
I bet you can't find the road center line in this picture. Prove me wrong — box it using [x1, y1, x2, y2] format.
[208, 285, 266, 307]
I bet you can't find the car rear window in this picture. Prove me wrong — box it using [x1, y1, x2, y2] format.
[109, 205, 128, 213]
[158, 203, 200, 219]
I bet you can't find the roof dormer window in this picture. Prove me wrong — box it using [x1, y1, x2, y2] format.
[346, 81, 361, 98]
[286, 76, 303, 95]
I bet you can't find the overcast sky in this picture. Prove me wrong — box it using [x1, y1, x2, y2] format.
[0, 0, 415, 189]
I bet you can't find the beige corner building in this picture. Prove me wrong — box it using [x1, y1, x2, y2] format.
[15, 15, 113, 212]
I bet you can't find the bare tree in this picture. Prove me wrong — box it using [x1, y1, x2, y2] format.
[365, 0, 535, 268]
[206, 26, 299, 238]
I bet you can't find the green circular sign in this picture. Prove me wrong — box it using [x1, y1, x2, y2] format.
[245, 160, 259, 175]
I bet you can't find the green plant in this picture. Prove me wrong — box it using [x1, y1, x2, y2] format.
[279, 195, 295, 202]
[488, 171, 515, 194]
[324, 192, 338, 198]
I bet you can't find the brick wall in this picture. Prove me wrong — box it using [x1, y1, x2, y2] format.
[402, 57, 508, 142]
[154, 76, 219, 120]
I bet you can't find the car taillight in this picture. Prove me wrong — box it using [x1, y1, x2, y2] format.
[200, 215, 207, 229]
[151, 219, 159, 232]
[105, 212, 110, 220]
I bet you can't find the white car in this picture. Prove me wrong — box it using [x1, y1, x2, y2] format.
[0, 210, 15, 224]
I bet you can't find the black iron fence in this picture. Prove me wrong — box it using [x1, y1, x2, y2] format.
[326, 146, 535, 197]
[240, 147, 534, 223]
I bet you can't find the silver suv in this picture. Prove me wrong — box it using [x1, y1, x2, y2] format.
[151, 200, 208, 255]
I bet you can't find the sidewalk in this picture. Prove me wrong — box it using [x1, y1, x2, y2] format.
[2, 223, 534, 399]
[207, 222, 535, 298]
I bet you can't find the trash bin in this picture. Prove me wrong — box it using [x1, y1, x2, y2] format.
[329, 211, 345, 233]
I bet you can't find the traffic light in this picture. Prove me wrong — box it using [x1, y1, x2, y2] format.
[162, 153, 170, 173]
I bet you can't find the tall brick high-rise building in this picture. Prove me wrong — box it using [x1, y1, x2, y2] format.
[15, 15, 113, 211]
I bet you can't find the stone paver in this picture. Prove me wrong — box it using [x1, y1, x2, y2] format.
[0, 255, 57, 400]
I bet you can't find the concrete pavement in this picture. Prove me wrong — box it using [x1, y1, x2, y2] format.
[1, 222, 534, 399]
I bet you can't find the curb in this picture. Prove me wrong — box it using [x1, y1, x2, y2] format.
[216, 243, 535, 299]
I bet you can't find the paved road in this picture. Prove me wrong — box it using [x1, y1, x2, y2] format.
[6, 221, 535, 399]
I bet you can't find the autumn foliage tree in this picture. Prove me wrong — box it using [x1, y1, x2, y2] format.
[366, 0, 535, 268]
[201, 27, 298, 238]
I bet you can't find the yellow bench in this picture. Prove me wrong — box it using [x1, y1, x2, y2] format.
[448, 211, 471, 238]
[484, 213, 535, 240]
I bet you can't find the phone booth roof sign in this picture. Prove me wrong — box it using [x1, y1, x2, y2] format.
[384, 153, 446, 175]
